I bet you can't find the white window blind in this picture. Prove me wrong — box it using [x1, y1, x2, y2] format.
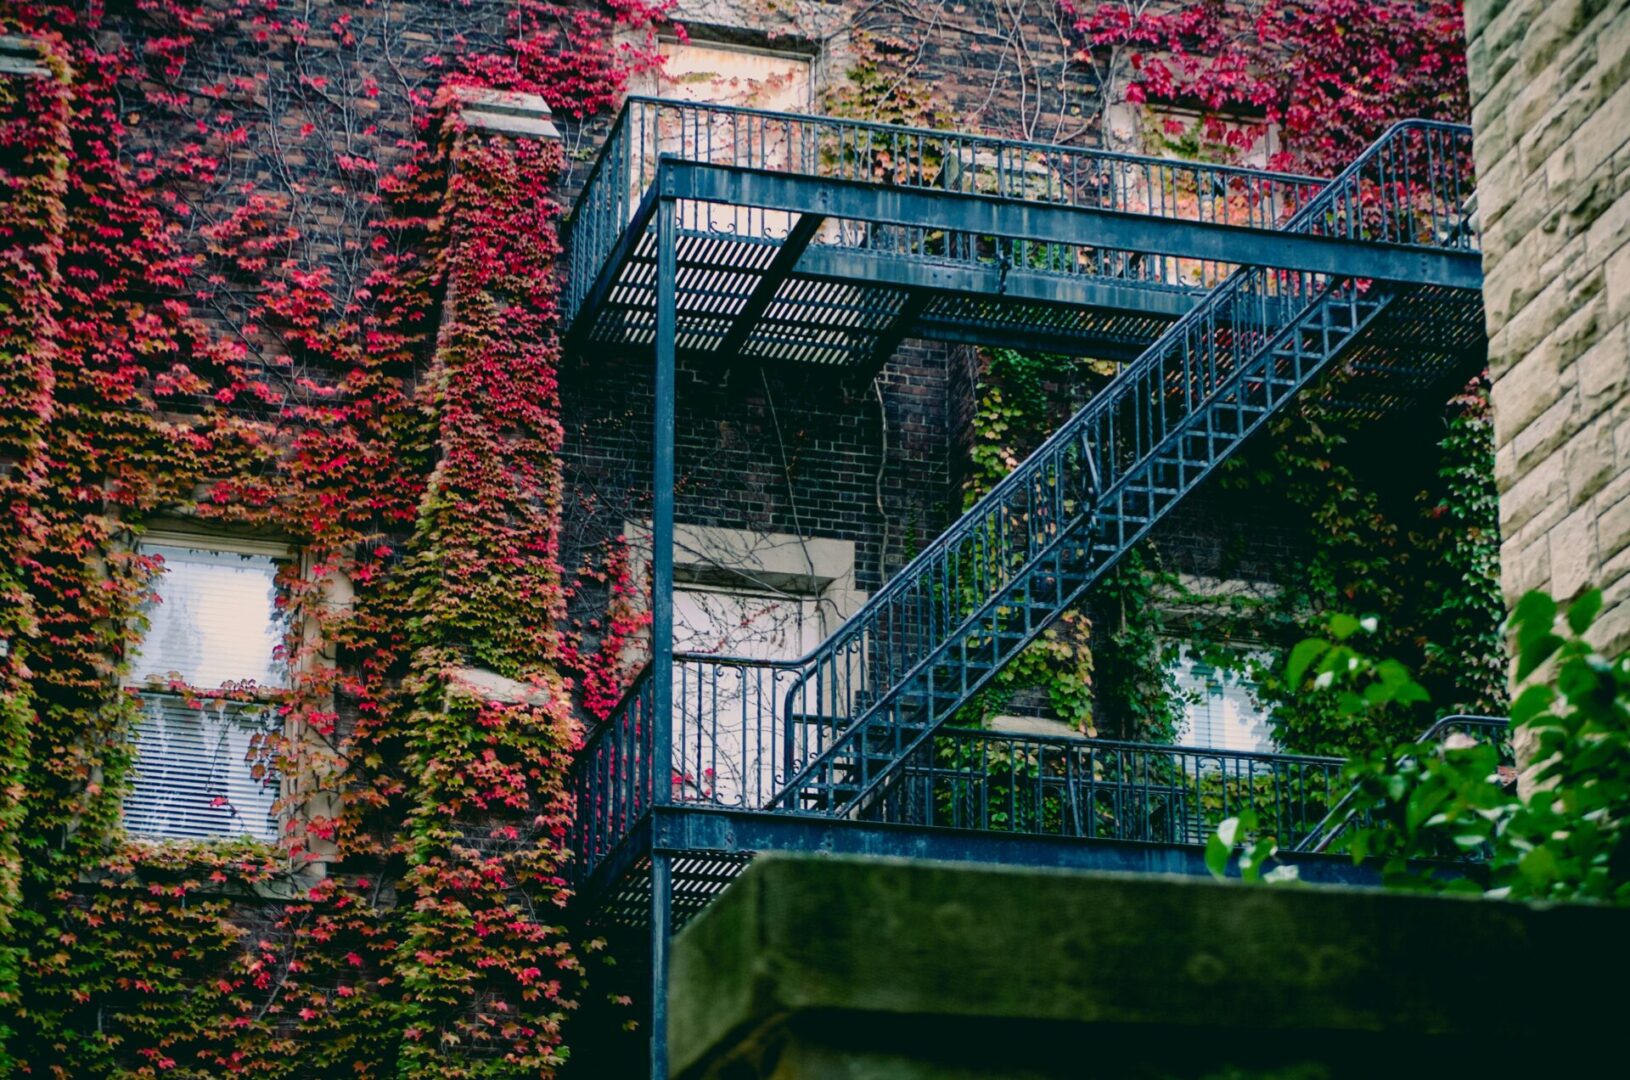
[127, 543, 288, 690]
[122, 541, 287, 842]
[1169, 646, 1275, 754]
[123, 694, 280, 841]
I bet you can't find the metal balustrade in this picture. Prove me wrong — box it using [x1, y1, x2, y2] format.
[865, 727, 1349, 850]
[567, 120, 1481, 893]
[570, 670, 654, 885]
[563, 96, 1329, 330]
[1291, 714, 1512, 855]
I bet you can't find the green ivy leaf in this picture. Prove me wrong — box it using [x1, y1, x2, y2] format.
[1509, 590, 1557, 646]
[1516, 631, 1564, 681]
[1567, 589, 1603, 635]
[1285, 637, 1329, 686]
[1519, 845, 1559, 888]
[1509, 683, 1556, 726]
[1328, 613, 1361, 641]
[1205, 817, 1239, 880]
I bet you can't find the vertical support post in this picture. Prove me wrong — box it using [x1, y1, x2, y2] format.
[649, 851, 673, 1079]
[649, 192, 678, 1080]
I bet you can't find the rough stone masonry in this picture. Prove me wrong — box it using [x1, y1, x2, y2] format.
[1466, 0, 1630, 655]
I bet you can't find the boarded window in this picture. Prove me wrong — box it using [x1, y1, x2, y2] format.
[654, 39, 811, 111]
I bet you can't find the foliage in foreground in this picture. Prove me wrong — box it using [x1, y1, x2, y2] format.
[1210, 590, 1630, 905]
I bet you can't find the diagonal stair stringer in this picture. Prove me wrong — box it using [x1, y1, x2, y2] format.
[772, 277, 1404, 817]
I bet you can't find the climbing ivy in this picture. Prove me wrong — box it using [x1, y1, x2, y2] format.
[1197, 378, 1507, 757]
[954, 349, 1100, 733]
[1092, 548, 1186, 744]
[0, 1, 669, 1074]
[953, 345, 1505, 758]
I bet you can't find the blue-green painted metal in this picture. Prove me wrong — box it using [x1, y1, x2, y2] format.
[569, 117, 1489, 1077]
[1291, 714, 1512, 855]
[564, 96, 1324, 323]
[563, 100, 1481, 374]
[568, 117, 1485, 905]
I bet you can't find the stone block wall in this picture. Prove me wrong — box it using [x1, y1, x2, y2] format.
[1467, 0, 1630, 652]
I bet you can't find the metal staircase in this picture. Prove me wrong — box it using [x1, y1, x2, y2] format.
[567, 117, 1482, 897]
[564, 108, 1483, 940]
[767, 120, 1473, 818]
[560, 106, 1485, 1075]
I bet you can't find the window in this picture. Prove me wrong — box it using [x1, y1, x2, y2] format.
[1168, 645, 1275, 754]
[122, 540, 289, 841]
[627, 523, 863, 807]
[644, 36, 813, 111]
[672, 585, 826, 660]
[628, 33, 817, 241]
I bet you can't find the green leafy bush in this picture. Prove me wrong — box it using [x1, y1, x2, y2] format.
[1211, 589, 1630, 904]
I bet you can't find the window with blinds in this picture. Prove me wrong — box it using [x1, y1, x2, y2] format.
[127, 543, 289, 690]
[1168, 645, 1275, 754]
[124, 694, 280, 841]
[122, 541, 288, 842]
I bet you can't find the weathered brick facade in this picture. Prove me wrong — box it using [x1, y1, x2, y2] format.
[559, 342, 970, 601]
[1467, 0, 1630, 654]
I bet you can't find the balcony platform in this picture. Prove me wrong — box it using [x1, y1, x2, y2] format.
[564, 99, 1484, 392]
[571, 718, 1509, 933]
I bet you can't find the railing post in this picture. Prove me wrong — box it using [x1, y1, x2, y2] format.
[652, 190, 677, 809]
[649, 189, 678, 1080]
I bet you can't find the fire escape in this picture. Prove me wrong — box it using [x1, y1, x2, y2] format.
[560, 98, 1493, 1073]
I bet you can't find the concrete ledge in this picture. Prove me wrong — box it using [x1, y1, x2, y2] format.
[0, 35, 49, 78]
[450, 86, 560, 140]
[671, 854, 1629, 1078]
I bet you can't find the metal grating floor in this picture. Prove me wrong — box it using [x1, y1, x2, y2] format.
[1320, 285, 1488, 418]
[591, 852, 755, 933]
[574, 224, 1485, 416]
[579, 228, 1198, 369]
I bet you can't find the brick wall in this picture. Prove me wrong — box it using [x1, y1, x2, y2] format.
[560, 341, 965, 610]
[1466, 0, 1630, 653]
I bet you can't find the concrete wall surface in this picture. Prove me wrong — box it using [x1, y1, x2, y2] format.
[669, 855, 1629, 1078]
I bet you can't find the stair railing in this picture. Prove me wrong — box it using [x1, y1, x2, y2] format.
[568, 121, 1476, 874]
[1289, 714, 1511, 854]
[767, 120, 1476, 813]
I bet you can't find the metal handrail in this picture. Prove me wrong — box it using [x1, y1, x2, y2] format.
[1289, 714, 1511, 853]
[562, 97, 1333, 325]
[868, 724, 1351, 847]
[567, 119, 1479, 872]
[566, 94, 1322, 225]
